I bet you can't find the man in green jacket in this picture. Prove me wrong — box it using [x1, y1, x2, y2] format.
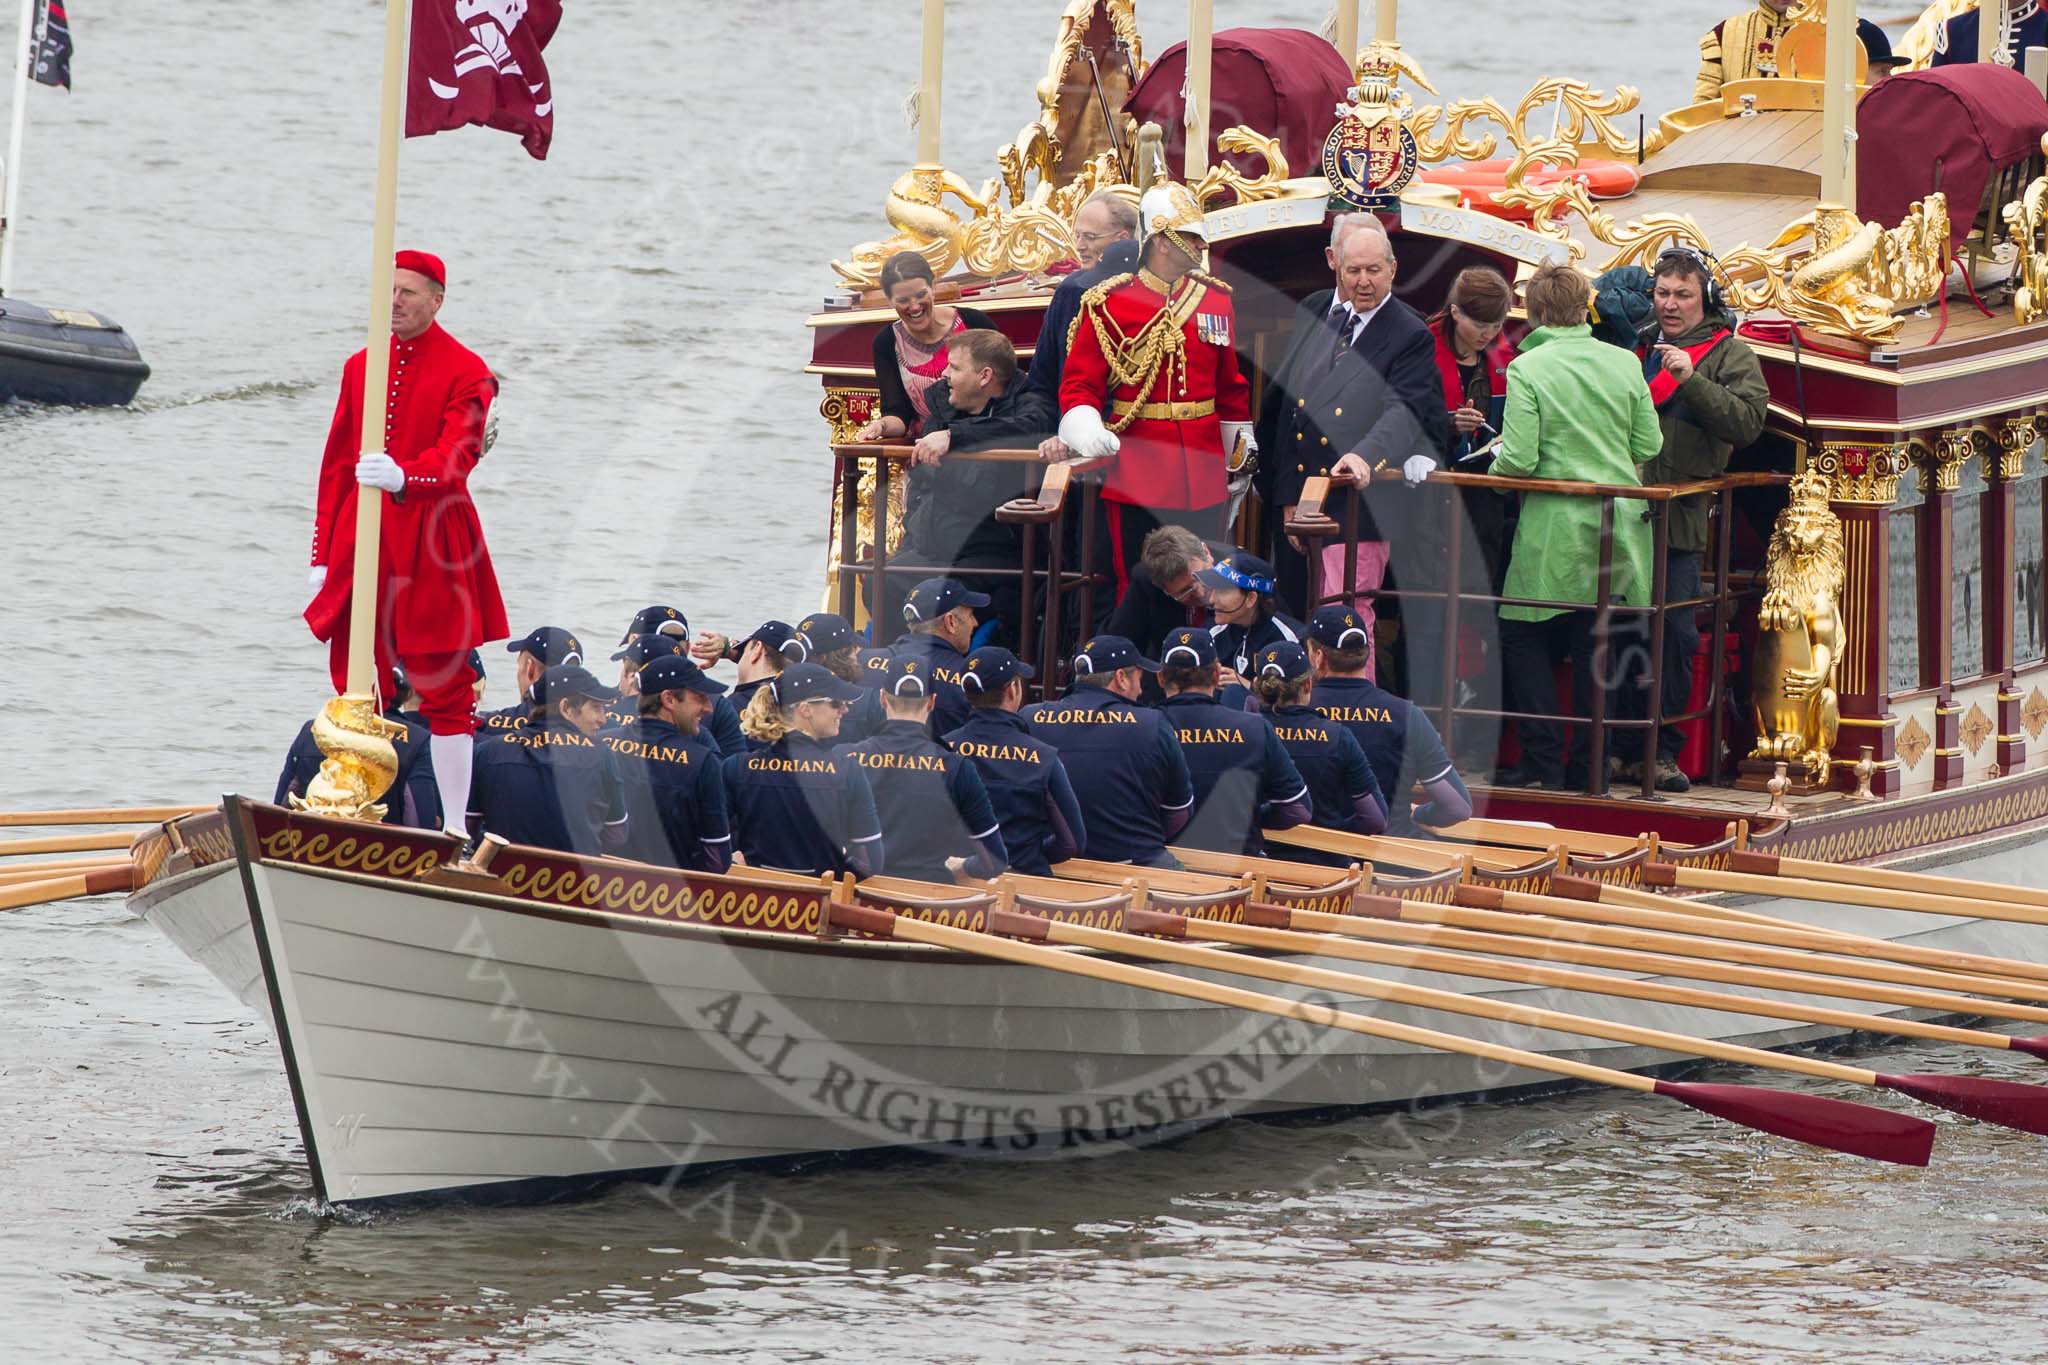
[1631, 247, 1769, 792]
[1491, 265, 1664, 791]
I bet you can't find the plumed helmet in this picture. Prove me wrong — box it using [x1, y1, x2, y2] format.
[1140, 182, 1206, 241]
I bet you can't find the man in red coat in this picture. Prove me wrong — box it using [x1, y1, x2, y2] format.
[1058, 179, 1254, 596]
[304, 249, 508, 832]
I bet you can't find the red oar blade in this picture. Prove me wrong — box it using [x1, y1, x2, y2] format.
[2006, 1036, 2048, 1062]
[1879, 1072, 2048, 1137]
[1652, 1079, 1934, 1167]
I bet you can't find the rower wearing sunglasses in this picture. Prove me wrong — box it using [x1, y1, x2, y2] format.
[720, 662, 885, 877]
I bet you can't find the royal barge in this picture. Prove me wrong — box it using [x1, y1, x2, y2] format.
[111, 0, 2048, 1206]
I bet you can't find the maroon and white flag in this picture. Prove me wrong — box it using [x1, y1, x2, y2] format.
[407, 1, 563, 160]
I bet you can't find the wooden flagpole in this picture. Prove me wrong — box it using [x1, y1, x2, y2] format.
[346, 0, 410, 698]
[1184, 0, 1212, 180]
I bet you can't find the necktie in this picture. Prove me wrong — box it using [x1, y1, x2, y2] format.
[1327, 306, 1355, 372]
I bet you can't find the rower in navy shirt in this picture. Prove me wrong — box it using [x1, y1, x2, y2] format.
[947, 648, 1086, 876]
[605, 654, 734, 873]
[788, 611, 883, 748]
[1024, 634, 1195, 868]
[480, 625, 586, 731]
[847, 657, 1009, 883]
[888, 577, 981, 739]
[1198, 550, 1306, 682]
[1250, 641, 1386, 864]
[1155, 627, 1309, 854]
[468, 664, 630, 854]
[1304, 605, 1471, 835]
[721, 662, 886, 877]
[276, 663, 442, 828]
[613, 603, 747, 755]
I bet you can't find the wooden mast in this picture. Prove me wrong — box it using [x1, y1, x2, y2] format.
[1334, 0, 1359, 64]
[1375, 0, 1398, 43]
[1185, 0, 1213, 180]
[1820, 0, 1858, 206]
[917, 0, 943, 166]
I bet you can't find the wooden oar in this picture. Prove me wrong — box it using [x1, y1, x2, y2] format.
[1733, 849, 2048, 917]
[1069, 908, 2048, 1138]
[1648, 860, 2048, 932]
[1268, 825, 1544, 874]
[0, 805, 210, 827]
[1459, 882, 2048, 998]
[1051, 858, 1244, 897]
[0, 866, 137, 912]
[1187, 905, 2048, 1066]
[1287, 900, 2048, 1030]
[0, 832, 138, 857]
[828, 901, 1935, 1166]
[1430, 817, 1636, 857]
[1169, 846, 1365, 890]
[0, 857, 134, 888]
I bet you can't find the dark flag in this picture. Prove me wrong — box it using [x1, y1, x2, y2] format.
[32, 1, 72, 90]
[406, 1, 563, 161]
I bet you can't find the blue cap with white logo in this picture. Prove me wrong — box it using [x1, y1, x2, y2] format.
[1158, 627, 1218, 668]
[960, 648, 1035, 695]
[1072, 634, 1161, 675]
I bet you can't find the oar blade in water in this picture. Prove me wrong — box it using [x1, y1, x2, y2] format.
[1879, 1072, 2048, 1137]
[1652, 1079, 1935, 1166]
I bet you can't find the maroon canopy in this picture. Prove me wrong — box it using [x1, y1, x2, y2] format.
[1857, 66, 2048, 249]
[1126, 28, 1353, 187]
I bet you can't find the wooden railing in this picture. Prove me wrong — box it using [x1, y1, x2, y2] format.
[1288, 468, 1791, 800]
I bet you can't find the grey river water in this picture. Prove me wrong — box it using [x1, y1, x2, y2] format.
[6, 1, 2048, 1359]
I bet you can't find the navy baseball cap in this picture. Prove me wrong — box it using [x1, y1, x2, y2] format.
[620, 604, 689, 645]
[1158, 627, 1218, 669]
[639, 653, 728, 698]
[507, 626, 585, 666]
[746, 620, 803, 659]
[466, 648, 486, 679]
[612, 633, 685, 665]
[1195, 551, 1277, 596]
[1307, 605, 1373, 651]
[794, 612, 856, 659]
[1072, 634, 1161, 674]
[534, 663, 620, 705]
[1256, 641, 1313, 681]
[388, 663, 411, 700]
[960, 648, 1034, 694]
[904, 577, 990, 623]
[879, 656, 937, 699]
[771, 662, 866, 707]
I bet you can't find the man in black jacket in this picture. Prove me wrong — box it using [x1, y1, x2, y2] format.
[1258, 216, 1448, 636]
[889, 328, 1056, 645]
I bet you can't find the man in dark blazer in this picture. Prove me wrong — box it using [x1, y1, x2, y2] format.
[1263, 217, 1448, 684]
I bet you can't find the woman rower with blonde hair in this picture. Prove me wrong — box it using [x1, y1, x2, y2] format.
[1251, 642, 1386, 863]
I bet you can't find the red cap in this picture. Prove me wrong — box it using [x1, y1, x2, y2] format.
[394, 250, 446, 288]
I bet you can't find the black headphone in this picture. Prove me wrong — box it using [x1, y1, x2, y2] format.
[1653, 241, 1725, 312]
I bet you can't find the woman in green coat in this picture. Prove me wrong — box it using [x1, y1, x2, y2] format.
[1490, 265, 1663, 790]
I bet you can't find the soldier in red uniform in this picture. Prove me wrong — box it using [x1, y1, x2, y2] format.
[1058, 179, 1254, 596]
[304, 250, 508, 832]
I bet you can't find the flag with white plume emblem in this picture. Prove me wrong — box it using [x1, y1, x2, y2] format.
[407, 0, 562, 160]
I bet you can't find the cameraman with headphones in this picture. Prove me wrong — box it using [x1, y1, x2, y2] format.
[1633, 245, 1768, 793]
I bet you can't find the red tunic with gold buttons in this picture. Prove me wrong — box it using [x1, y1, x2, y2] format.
[1059, 269, 1251, 511]
[304, 322, 508, 656]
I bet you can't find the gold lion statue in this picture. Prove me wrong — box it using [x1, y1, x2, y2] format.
[1748, 471, 1845, 786]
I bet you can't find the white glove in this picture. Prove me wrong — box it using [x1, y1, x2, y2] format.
[1058, 406, 1120, 460]
[356, 452, 405, 493]
[1402, 453, 1438, 486]
[308, 565, 327, 591]
[1220, 420, 1256, 466]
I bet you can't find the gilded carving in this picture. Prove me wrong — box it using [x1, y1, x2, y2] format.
[1961, 702, 1994, 756]
[2001, 414, 2041, 480]
[833, 1, 1147, 288]
[2002, 137, 2048, 325]
[1898, 714, 1932, 770]
[497, 864, 824, 935]
[290, 693, 405, 823]
[1917, 429, 1977, 495]
[258, 826, 442, 878]
[2024, 687, 2048, 741]
[1808, 442, 1909, 505]
[1749, 471, 1845, 786]
[1191, 127, 1294, 207]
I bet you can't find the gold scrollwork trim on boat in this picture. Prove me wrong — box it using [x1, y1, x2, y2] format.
[497, 864, 823, 935]
[1191, 128, 1293, 207]
[1808, 441, 1910, 505]
[1918, 428, 1978, 494]
[1404, 74, 1642, 172]
[1778, 776, 2048, 864]
[2007, 148, 2048, 326]
[2000, 414, 2041, 480]
[259, 827, 443, 878]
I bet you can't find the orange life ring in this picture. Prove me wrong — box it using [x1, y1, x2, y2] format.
[1417, 158, 1641, 222]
